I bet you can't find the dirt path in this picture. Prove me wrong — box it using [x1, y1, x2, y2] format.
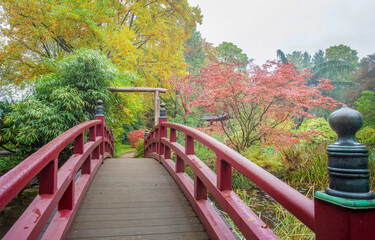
[119, 151, 135, 158]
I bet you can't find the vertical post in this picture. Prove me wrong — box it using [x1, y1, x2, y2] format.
[144, 129, 148, 157]
[159, 103, 168, 162]
[95, 100, 105, 163]
[185, 134, 194, 155]
[195, 175, 207, 200]
[59, 181, 74, 210]
[170, 128, 176, 142]
[314, 106, 375, 240]
[74, 133, 84, 154]
[217, 157, 232, 191]
[176, 155, 185, 173]
[89, 126, 96, 141]
[81, 155, 91, 174]
[154, 90, 160, 126]
[39, 158, 58, 194]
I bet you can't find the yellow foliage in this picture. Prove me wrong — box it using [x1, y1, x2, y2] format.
[0, 0, 202, 86]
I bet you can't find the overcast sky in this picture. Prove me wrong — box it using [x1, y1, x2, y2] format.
[188, 0, 375, 65]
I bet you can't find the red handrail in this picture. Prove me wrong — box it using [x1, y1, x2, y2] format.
[144, 120, 314, 240]
[0, 115, 114, 239]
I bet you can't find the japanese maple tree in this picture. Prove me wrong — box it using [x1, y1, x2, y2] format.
[169, 61, 340, 152]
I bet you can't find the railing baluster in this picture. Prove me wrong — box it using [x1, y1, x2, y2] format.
[165, 146, 171, 159]
[74, 133, 84, 154]
[39, 158, 58, 194]
[89, 126, 96, 141]
[217, 158, 232, 191]
[170, 128, 176, 142]
[59, 180, 74, 210]
[185, 134, 194, 155]
[194, 176, 207, 200]
[176, 155, 185, 173]
[82, 155, 91, 174]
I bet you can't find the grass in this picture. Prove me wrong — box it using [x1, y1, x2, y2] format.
[113, 143, 135, 158]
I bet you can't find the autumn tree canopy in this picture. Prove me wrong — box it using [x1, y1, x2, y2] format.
[0, 0, 202, 85]
[170, 61, 340, 152]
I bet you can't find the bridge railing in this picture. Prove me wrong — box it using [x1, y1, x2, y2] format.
[0, 100, 114, 240]
[145, 103, 375, 240]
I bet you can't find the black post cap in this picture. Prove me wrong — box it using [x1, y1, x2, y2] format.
[325, 105, 373, 199]
[160, 103, 167, 119]
[96, 100, 104, 116]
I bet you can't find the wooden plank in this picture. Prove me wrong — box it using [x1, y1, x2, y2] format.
[68, 224, 205, 238]
[70, 216, 202, 230]
[76, 205, 194, 216]
[68, 231, 209, 240]
[67, 158, 209, 239]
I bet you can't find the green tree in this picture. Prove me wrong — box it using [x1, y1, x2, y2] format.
[1, 49, 134, 155]
[216, 42, 248, 68]
[345, 54, 375, 105]
[184, 29, 206, 74]
[0, 0, 202, 86]
[286, 51, 313, 70]
[355, 91, 375, 127]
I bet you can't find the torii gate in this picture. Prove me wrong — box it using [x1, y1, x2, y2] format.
[108, 87, 167, 126]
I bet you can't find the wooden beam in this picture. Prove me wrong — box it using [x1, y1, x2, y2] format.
[154, 91, 160, 126]
[108, 87, 167, 93]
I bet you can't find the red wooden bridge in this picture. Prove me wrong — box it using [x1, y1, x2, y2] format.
[1, 101, 374, 239]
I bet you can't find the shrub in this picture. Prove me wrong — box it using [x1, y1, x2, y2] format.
[243, 145, 282, 171]
[134, 139, 144, 158]
[299, 117, 337, 144]
[357, 126, 375, 147]
[128, 130, 145, 148]
[1, 49, 118, 165]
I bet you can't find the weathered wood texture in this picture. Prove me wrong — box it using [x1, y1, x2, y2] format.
[67, 158, 209, 239]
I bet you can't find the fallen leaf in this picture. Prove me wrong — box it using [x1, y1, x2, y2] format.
[247, 217, 256, 222]
[261, 225, 269, 228]
[225, 194, 230, 197]
[100, 192, 103, 194]
[24, 227, 28, 229]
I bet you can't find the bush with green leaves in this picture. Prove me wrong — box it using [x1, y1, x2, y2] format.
[1, 49, 121, 158]
[134, 139, 144, 158]
[298, 117, 337, 144]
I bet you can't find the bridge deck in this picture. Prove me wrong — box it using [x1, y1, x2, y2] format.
[67, 158, 209, 239]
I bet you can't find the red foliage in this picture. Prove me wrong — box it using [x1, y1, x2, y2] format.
[167, 61, 341, 151]
[128, 130, 145, 148]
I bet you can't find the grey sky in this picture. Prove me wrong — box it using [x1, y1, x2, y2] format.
[188, 0, 375, 65]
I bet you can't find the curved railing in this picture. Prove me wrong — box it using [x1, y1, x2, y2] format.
[145, 104, 375, 240]
[145, 121, 310, 239]
[0, 102, 114, 239]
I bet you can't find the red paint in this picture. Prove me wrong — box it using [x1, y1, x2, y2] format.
[0, 114, 114, 239]
[145, 118, 313, 239]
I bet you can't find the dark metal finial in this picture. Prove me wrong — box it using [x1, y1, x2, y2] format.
[325, 105, 373, 199]
[145, 129, 148, 138]
[160, 103, 167, 119]
[96, 100, 104, 116]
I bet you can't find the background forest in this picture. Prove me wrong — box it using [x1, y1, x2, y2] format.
[0, 1, 374, 239]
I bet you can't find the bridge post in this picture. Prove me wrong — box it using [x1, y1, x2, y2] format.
[159, 103, 168, 162]
[314, 106, 375, 240]
[95, 100, 105, 163]
[144, 129, 148, 157]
